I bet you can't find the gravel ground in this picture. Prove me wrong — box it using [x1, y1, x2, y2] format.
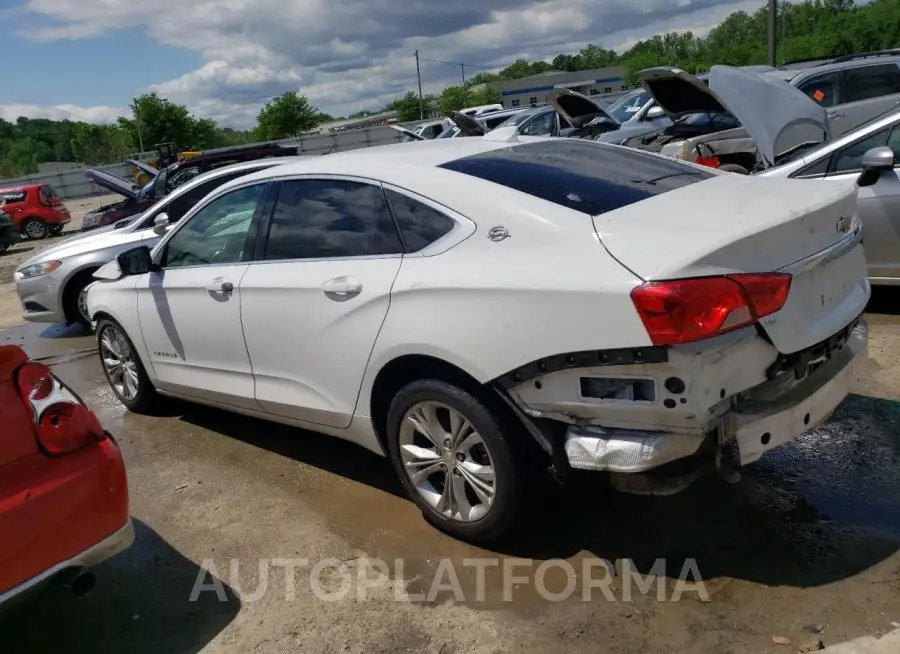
[0, 292, 898, 653]
[0, 193, 120, 329]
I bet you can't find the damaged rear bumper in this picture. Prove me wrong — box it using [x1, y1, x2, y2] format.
[505, 320, 868, 475]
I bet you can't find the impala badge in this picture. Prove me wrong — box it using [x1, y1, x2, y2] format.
[837, 215, 853, 233]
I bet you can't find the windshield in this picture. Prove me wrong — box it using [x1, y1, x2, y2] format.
[607, 90, 651, 123]
[495, 108, 547, 129]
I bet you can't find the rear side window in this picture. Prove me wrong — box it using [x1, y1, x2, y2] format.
[1, 191, 27, 204]
[797, 72, 839, 107]
[841, 64, 900, 103]
[263, 180, 403, 260]
[384, 189, 455, 252]
[439, 140, 715, 216]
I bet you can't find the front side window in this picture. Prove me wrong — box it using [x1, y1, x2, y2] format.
[384, 189, 455, 252]
[263, 179, 402, 261]
[166, 166, 201, 194]
[144, 170, 258, 229]
[797, 72, 839, 107]
[841, 64, 900, 103]
[162, 184, 265, 268]
[834, 127, 890, 172]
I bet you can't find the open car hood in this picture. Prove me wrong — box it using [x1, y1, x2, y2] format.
[126, 158, 158, 178]
[389, 125, 426, 141]
[638, 67, 728, 117]
[84, 169, 139, 200]
[638, 65, 829, 166]
[447, 112, 489, 136]
[707, 65, 829, 166]
[546, 89, 618, 128]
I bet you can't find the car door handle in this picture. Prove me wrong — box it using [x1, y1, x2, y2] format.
[205, 278, 233, 293]
[832, 112, 846, 118]
[322, 276, 362, 297]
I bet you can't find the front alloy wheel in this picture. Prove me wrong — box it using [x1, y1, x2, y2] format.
[100, 326, 140, 401]
[96, 319, 159, 413]
[399, 401, 497, 522]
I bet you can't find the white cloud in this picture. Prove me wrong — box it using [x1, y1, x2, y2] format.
[14, 0, 768, 127]
[0, 103, 126, 124]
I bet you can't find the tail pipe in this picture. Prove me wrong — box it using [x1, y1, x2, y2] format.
[54, 567, 96, 598]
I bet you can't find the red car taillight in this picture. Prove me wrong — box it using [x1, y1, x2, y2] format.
[630, 273, 792, 346]
[14, 361, 106, 456]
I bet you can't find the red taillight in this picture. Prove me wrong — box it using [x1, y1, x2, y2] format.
[15, 361, 106, 456]
[630, 273, 792, 346]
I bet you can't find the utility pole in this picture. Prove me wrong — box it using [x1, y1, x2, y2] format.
[415, 50, 424, 119]
[461, 63, 466, 86]
[768, 0, 778, 66]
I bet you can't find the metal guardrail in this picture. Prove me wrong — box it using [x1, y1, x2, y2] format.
[0, 124, 408, 200]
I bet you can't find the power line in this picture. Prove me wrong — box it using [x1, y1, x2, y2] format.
[418, 56, 499, 71]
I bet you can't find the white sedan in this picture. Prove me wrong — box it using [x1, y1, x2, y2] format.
[87, 133, 870, 542]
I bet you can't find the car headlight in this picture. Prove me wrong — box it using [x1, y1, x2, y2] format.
[82, 213, 99, 226]
[660, 141, 689, 160]
[16, 260, 62, 280]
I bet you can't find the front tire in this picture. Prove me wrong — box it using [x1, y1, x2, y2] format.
[21, 217, 48, 240]
[385, 379, 523, 542]
[64, 271, 99, 327]
[96, 319, 159, 414]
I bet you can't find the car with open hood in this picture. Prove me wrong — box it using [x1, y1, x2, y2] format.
[390, 108, 528, 141]
[620, 65, 831, 174]
[81, 142, 300, 232]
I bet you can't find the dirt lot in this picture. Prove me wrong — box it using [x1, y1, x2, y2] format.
[0, 227, 898, 653]
[0, 193, 119, 329]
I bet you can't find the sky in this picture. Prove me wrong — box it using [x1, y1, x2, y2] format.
[0, 0, 771, 129]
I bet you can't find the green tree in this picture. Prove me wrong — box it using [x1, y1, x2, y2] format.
[70, 124, 134, 165]
[467, 85, 501, 106]
[438, 85, 472, 113]
[388, 91, 426, 121]
[255, 91, 321, 139]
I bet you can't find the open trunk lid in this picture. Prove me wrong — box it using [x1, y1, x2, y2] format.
[546, 89, 618, 129]
[0, 346, 38, 468]
[84, 169, 139, 200]
[594, 174, 868, 354]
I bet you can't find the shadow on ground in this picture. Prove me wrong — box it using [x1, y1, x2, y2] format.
[0, 520, 240, 654]
[166, 389, 900, 593]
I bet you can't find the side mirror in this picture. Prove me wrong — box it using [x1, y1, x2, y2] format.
[857, 146, 894, 187]
[116, 245, 153, 276]
[152, 212, 170, 235]
[645, 105, 666, 120]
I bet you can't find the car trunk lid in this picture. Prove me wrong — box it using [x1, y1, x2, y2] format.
[84, 169, 140, 200]
[594, 174, 868, 354]
[0, 346, 38, 468]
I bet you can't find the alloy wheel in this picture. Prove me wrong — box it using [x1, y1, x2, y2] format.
[24, 220, 46, 239]
[398, 401, 496, 522]
[100, 326, 140, 401]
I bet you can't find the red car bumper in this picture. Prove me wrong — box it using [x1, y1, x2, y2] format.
[0, 435, 131, 602]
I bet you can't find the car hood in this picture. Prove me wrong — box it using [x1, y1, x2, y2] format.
[126, 159, 158, 178]
[595, 120, 670, 145]
[638, 65, 829, 166]
[23, 223, 148, 267]
[546, 89, 618, 128]
[448, 112, 489, 136]
[389, 125, 426, 141]
[84, 169, 139, 200]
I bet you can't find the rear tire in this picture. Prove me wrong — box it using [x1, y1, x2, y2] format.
[385, 379, 524, 543]
[96, 318, 160, 414]
[21, 217, 48, 240]
[719, 163, 750, 175]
